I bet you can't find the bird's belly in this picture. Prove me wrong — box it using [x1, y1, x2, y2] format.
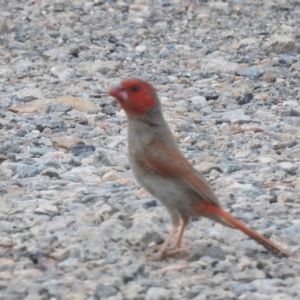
[131, 161, 200, 216]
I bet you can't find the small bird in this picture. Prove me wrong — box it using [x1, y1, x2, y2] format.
[109, 79, 293, 259]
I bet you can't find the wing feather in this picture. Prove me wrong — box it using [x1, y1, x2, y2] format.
[142, 141, 220, 206]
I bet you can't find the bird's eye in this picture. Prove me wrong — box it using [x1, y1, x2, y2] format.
[130, 85, 140, 93]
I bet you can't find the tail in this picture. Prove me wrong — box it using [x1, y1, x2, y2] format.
[195, 203, 294, 257]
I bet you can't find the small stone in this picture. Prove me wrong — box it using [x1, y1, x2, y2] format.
[240, 68, 264, 79]
[94, 284, 118, 299]
[40, 167, 61, 179]
[122, 282, 144, 300]
[233, 269, 266, 282]
[102, 104, 116, 115]
[0, 154, 7, 164]
[47, 103, 73, 113]
[0, 237, 13, 249]
[282, 100, 299, 107]
[195, 162, 222, 174]
[50, 66, 76, 81]
[75, 60, 123, 75]
[277, 191, 299, 203]
[126, 221, 164, 247]
[0, 272, 13, 280]
[35, 117, 66, 133]
[190, 95, 207, 106]
[15, 88, 44, 101]
[9, 103, 41, 113]
[17, 164, 46, 178]
[30, 148, 56, 157]
[71, 145, 95, 157]
[16, 128, 28, 137]
[57, 96, 99, 112]
[265, 34, 296, 53]
[229, 283, 257, 296]
[35, 205, 59, 217]
[161, 97, 175, 107]
[290, 62, 300, 72]
[135, 45, 147, 52]
[261, 75, 276, 83]
[145, 287, 171, 300]
[0, 141, 21, 155]
[254, 94, 269, 101]
[52, 136, 85, 150]
[135, 188, 150, 199]
[235, 151, 252, 158]
[254, 156, 275, 164]
[224, 164, 241, 174]
[0, 258, 15, 271]
[3, 185, 24, 194]
[122, 263, 145, 283]
[118, 178, 134, 186]
[49, 249, 70, 262]
[102, 171, 120, 181]
[93, 147, 129, 169]
[42, 128, 53, 135]
[279, 162, 297, 173]
[201, 58, 240, 73]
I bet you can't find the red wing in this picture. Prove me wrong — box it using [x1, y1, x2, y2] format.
[142, 141, 220, 206]
[143, 141, 192, 177]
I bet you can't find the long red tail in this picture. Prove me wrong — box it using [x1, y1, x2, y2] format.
[195, 203, 293, 257]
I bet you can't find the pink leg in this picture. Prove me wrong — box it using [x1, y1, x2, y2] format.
[176, 216, 189, 248]
[158, 225, 179, 256]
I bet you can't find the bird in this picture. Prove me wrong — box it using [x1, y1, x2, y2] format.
[108, 78, 294, 259]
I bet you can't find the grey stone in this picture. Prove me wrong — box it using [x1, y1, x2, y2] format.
[290, 62, 300, 72]
[16, 164, 47, 178]
[93, 147, 129, 169]
[94, 284, 118, 299]
[47, 103, 73, 113]
[145, 287, 171, 300]
[50, 66, 77, 82]
[240, 68, 264, 79]
[71, 145, 95, 157]
[0, 141, 21, 155]
[265, 34, 296, 53]
[122, 263, 145, 283]
[125, 221, 164, 248]
[34, 117, 66, 133]
[229, 283, 257, 296]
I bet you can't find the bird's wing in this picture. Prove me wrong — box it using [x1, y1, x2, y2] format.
[141, 140, 220, 206]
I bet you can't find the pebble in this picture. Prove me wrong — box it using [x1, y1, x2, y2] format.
[122, 263, 145, 283]
[145, 287, 171, 300]
[52, 136, 85, 150]
[265, 34, 296, 53]
[94, 284, 118, 299]
[240, 68, 264, 79]
[71, 145, 95, 157]
[277, 191, 299, 203]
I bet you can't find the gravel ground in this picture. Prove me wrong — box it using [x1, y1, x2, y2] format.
[1, 0, 300, 299]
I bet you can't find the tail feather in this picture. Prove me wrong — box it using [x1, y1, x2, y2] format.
[195, 203, 293, 257]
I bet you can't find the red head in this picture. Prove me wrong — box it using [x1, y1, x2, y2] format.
[108, 79, 159, 117]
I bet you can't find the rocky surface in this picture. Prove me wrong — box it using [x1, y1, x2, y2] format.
[1, 0, 300, 299]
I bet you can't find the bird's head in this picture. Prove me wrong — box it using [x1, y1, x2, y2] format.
[109, 79, 160, 117]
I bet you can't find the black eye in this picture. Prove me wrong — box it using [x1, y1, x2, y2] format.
[130, 85, 140, 93]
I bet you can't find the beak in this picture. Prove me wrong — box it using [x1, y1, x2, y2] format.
[108, 84, 128, 101]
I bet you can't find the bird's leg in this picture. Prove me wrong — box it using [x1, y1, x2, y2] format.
[176, 216, 189, 248]
[163, 216, 190, 256]
[147, 209, 181, 260]
[157, 225, 178, 256]
[147, 225, 179, 261]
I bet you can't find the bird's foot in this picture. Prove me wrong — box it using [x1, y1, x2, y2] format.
[146, 245, 190, 261]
